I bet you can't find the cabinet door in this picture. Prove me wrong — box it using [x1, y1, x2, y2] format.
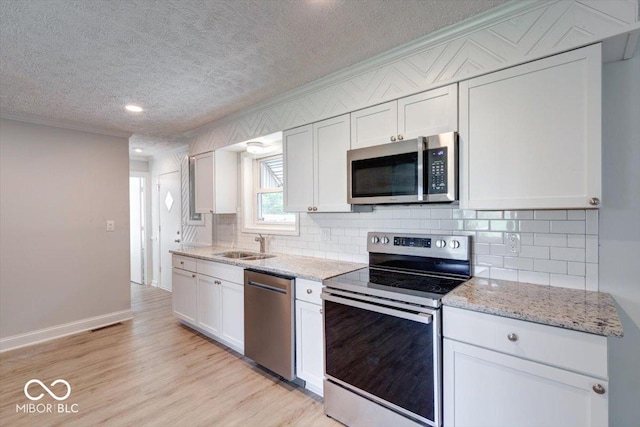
[314, 114, 351, 212]
[444, 339, 608, 427]
[459, 44, 601, 210]
[283, 124, 314, 212]
[220, 280, 244, 354]
[196, 275, 221, 336]
[172, 268, 197, 325]
[295, 300, 324, 396]
[213, 150, 238, 214]
[194, 152, 213, 214]
[398, 84, 458, 139]
[350, 101, 398, 149]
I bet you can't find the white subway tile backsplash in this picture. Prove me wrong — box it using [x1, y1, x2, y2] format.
[477, 211, 503, 219]
[550, 220, 585, 234]
[504, 210, 534, 219]
[534, 259, 567, 274]
[520, 220, 550, 233]
[550, 247, 585, 262]
[519, 245, 550, 259]
[567, 262, 586, 276]
[550, 274, 585, 290]
[218, 207, 598, 291]
[518, 270, 550, 285]
[464, 220, 489, 231]
[534, 233, 567, 247]
[534, 210, 567, 220]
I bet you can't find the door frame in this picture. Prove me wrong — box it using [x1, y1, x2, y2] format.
[130, 171, 151, 285]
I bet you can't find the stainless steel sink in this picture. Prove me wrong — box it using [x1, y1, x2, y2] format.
[214, 251, 276, 261]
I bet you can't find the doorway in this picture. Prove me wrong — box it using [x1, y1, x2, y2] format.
[130, 175, 147, 285]
[158, 171, 182, 291]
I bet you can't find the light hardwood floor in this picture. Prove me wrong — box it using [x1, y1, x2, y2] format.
[0, 284, 341, 426]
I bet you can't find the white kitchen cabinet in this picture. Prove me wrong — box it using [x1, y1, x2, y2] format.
[295, 278, 324, 396]
[196, 275, 221, 336]
[443, 306, 609, 427]
[284, 114, 351, 213]
[172, 267, 197, 324]
[171, 255, 244, 354]
[459, 43, 602, 210]
[351, 83, 458, 149]
[220, 280, 244, 352]
[193, 150, 238, 214]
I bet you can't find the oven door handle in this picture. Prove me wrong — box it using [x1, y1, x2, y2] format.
[321, 293, 432, 325]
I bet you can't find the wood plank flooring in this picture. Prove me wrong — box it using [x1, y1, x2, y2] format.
[0, 284, 341, 426]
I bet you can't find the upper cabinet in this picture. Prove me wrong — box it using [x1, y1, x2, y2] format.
[194, 150, 238, 214]
[459, 44, 602, 210]
[284, 114, 351, 213]
[351, 83, 458, 149]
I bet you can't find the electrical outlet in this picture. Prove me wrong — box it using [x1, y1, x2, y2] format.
[106, 220, 115, 232]
[321, 228, 331, 242]
[505, 233, 520, 253]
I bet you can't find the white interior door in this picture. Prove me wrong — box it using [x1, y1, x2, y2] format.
[159, 171, 181, 291]
[129, 176, 144, 284]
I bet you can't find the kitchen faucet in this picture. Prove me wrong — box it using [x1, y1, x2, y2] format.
[255, 234, 266, 253]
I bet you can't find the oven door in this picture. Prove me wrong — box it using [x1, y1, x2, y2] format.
[322, 291, 441, 427]
[347, 138, 425, 204]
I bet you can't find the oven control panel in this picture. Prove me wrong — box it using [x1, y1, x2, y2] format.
[367, 232, 470, 261]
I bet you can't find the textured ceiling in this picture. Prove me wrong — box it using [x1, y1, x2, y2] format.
[0, 0, 507, 153]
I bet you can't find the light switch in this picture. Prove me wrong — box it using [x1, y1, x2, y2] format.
[106, 220, 115, 232]
[321, 228, 331, 242]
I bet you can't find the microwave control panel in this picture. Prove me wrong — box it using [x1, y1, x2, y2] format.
[426, 147, 448, 194]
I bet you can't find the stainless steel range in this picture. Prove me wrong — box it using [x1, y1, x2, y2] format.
[322, 232, 471, 427]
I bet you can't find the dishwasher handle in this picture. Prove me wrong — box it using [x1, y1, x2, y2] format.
[246, 280, 288, 295]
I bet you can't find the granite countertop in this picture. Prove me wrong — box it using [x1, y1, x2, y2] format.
[170, 245, 366, 281]
[443, 277, 623, 337]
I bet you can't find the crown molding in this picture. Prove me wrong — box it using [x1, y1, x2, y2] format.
[0, 111, 132, 139]
[184, 0, 542, 137]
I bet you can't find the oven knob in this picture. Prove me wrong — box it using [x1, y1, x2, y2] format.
[371, 236, 380, 244]
[436, 239, 446, 248]
[381, 237, 390, 245]
[449, 240, 460, 249]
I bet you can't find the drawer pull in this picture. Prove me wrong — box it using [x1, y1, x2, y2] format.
[180, 261, 184, 265]
[593, 384, 606, 395]
[214, 280, 221, 285]
[191, 274, 196, 278]
[507, 333, 519, 342]
[306, 289, 313, 294]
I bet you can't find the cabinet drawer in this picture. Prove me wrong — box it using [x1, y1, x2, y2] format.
[172, 255, 197, 272]
[197, 260, 244, 284]
[296, 278, 323, 305]
[443, 306, 607, 378]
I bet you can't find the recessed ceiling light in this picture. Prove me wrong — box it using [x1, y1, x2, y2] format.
[246, 141, 264, 154]
[125, 104, 143, 113]
[134, 148, 143, 153]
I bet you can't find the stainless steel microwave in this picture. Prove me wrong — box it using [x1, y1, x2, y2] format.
[347, 132, 458, 205]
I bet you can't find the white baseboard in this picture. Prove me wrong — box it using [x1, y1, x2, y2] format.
[151, 280, 159, 287]
[0, 309, 133, 353]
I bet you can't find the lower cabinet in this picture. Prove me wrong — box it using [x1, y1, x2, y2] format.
[443, 306, 609, 427]
[295, 278, 324, 396]
[171, 256, 244, 354]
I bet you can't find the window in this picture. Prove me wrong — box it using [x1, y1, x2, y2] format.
[241, 151, 298, 235]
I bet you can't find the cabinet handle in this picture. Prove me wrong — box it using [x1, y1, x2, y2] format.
[308, 207, 313, 211]
[306, 288, 313, 294]
[191, 274, 196, 278]
[214, 280, 221, 285]
[589, 197, 600, 206]
[507, 333, 519, 342]
[390, 136, 396, 142]
[592, 384, 606, 395]
[397, 134, 404, 140]
[180, 261, 184, 265]
[313, 207, 318, 211]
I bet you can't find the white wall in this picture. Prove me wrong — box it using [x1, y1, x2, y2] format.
[600, 43, 640, 427]
[0, 119, 131, 343]
[129, 158, 149, 173]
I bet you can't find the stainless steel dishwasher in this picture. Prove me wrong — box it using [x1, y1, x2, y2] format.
[244, 269, 295, 380]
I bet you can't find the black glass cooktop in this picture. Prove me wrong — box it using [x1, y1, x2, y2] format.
[325, 267, 468, 307]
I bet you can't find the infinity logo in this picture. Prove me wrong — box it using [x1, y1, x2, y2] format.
[24, 379, 71, 401]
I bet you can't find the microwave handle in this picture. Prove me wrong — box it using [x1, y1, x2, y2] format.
[321, 293, 433, 325]
[417, 138, 424, 202]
